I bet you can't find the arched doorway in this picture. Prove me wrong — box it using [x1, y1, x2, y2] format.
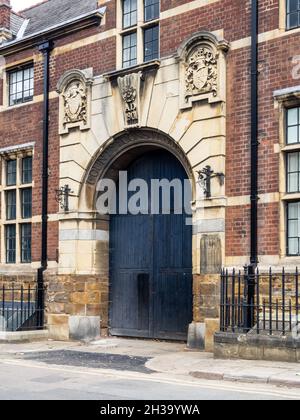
[109, 150, 193, 340]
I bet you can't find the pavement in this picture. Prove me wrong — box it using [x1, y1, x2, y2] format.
[0, 337, 300, 392]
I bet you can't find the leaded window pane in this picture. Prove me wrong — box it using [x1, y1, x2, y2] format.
[9, 65, 34, 106]
[6, 225, 16, 264]
[287, 107, 300, 144]
[287, 201, 300, 255]
[21, 188, 32, 219]
[287, 152, 300, 193]
[287, 0, 300, 29]
[123, 0, 137, 28]
[22, 157, 32, 184]
[144, 25, 159, 62]
[144, 0, 160, 22]
[6, 190, 16, 220]
[122, 32, 137, 68]
[6, 160, 16, 186]
[21, 224, 31, 263]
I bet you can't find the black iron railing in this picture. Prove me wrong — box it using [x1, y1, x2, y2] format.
[0, 285, 45, 332]
[220, 268, 300, 336]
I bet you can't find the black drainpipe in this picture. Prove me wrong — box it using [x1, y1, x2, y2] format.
[246, 0, 259, 330]
[250, 0, 259, 268]
[37, 40, 53, 328]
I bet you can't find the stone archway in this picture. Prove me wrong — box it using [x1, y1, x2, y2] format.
[83, 128, 196, 200]
[82, 128, 196, 339]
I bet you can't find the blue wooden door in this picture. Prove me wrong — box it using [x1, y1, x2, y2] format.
[109, 151, 193, 340]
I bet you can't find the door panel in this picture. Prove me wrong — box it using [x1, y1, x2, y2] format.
[110, 151, 192, 340]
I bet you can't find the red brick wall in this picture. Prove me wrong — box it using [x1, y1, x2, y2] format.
[0, 0, 299, 264]
[0, 16, 117, 265]
[0, 2, 10, 29]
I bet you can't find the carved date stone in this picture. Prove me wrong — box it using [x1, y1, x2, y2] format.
[118, 72, 141, 128]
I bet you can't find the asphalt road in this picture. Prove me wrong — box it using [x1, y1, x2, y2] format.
[0, 355, 299, 400]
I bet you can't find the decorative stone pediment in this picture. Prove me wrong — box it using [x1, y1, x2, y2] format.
[117, 72, 141, 128]
[178, 32, 229, 109]
[57, 69, 93, 135]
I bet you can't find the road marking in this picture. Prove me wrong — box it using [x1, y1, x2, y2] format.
[0, 358, 299, 399]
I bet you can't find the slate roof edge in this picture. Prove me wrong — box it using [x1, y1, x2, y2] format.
[0, 7, 106, 53]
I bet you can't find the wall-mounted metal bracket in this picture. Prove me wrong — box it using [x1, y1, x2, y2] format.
[55, 184, 74, 212]
[197, 165, 225, 198]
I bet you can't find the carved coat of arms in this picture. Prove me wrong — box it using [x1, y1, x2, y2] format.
[63, 81, 87, 124]
[185, 47, 218, 101]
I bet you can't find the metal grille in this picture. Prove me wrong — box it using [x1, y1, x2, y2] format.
[220, 268, 300, 336]
[0, 285, 45, 332]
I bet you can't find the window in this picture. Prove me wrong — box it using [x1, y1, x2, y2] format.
[123, 0, 137, 28]
[6, 190, 16, 221]
[144, 0, 160, 22]
[21, 188, 32, 219]
[6, 160, 16, 186]
[1, 154, 33, 264]
[286, 107, 300, 144]
[121, 0, 160, 68]
[287, 202, 300, 255]
[20, 224, 31, 263]
[22, 157, 32, 184]
[284, 106, 300, 255]
[144, 25, 159, 62]
[6, 225, 16, 264]
[123, 32, 138, 68]
[287, 152, 300, 192]
[287, 0, 300, 30]
[9, 65, 34, 106]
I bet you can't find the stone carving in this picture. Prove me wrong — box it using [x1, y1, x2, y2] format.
[185, 46, 218, 102]
[200, 234, 222, 275]
[63, 80, 87, 126]
[118, 73, 141, 127]
[178, 31, 229, 109]
[85, 129, 193, 189]
[57, 69, 93, 134]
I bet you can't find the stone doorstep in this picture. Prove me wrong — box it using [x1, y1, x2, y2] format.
[0, 330, 49, 343]
[189, 370, 300, 388]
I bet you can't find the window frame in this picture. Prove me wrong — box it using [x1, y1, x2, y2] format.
[143, 24, 159, 63]
[5, 224, 16, 264]
[286, 151, 300, 193]
[286, 106, 300, 145]
[286, 0, 300, 30]
[144, 0, 160, 22]
[21, 187, 32, 220]
[5, 190, 17, 221]
[123, 0, 138, 29]
[0, 153, 33, 265]
[8, 64, 34, 107]
[119, 0, 160, 69]
[22, 156, 32, 185]
[122, 31, 138, 68]
[20, 223, 32, 264]
[286, 200, 300, 256]
[6, 159, 17, 186]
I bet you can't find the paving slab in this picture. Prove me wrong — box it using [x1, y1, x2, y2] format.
[146, 349, 300, 388]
